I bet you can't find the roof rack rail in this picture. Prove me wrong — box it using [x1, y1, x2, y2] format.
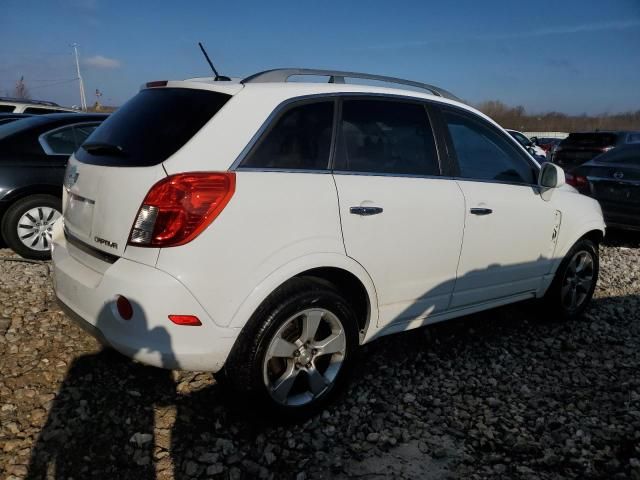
[241, 68, 461, 102]
[0, 97, 60, 107]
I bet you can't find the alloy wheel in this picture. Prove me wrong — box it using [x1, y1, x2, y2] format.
[561, 250, 595, 312]
[262, 308, 347, 406]
[16, 206, 61, 252]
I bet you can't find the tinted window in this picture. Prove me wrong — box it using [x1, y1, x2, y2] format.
[335, 99, 439, 176]
[561, 133, 618, 148]
[627, 133, 640, 144]
[42, 126, 76, 154]
[0, 105, 15, 113]
[242, 102, 333, 170]
[76, 88, 230, 167]
[73, 124, 98, 145]
[444, 109, 536, 184]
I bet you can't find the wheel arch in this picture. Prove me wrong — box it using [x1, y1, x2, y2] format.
[551, 223, 605, 274]
[229, 253, 379, 343]
[0, 186, 62, 222]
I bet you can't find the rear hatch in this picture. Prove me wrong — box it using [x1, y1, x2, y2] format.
[554, 132, 618, 170]
[63, 85, 233, 264]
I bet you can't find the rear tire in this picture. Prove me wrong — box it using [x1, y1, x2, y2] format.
[1, 195, 61, 260]
[224, 277, 359, 420]
[543, 238, 599, 320]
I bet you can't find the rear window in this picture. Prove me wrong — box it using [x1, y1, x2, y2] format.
[76, 88, 231, 167]
[562, 133, 618, 148]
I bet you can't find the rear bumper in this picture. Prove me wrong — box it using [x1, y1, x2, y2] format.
[51, 221, 239, 371]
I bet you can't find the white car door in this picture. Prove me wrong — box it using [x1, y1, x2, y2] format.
[333, 98, 465, 329]
[440, 107, 560, 308]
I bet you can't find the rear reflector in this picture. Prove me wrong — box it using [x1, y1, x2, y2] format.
[116, 295, 133, 320]
[168, 315, 202, 326]
[128, 172, 235, 247]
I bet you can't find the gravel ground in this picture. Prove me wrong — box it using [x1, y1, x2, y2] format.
[1, 233, 639, 480]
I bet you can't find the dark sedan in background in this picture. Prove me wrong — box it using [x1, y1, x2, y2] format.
[0, 113, 108, 259]
[553, 130, 640, 170]
[566, 144, 640, 231]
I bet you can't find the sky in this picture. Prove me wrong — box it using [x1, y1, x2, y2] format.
[1, 0, 639, 114]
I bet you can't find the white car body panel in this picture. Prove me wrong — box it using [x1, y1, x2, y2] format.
[333, 174, 465, 328]
[451, 181, 559, 308]
[155, 171, 345, 328]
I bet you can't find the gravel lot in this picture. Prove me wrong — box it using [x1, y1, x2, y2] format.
[1, 233, 639, 480]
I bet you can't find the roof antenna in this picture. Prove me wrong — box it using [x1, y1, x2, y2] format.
[198, 42, 230, 81]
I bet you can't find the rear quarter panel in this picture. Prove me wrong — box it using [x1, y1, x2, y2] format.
[155, 171, 349, 328]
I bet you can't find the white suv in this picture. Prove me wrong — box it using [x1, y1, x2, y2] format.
[51, 69, 605, 416]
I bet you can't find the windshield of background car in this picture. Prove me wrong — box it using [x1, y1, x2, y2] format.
[562, 133, 618, 148]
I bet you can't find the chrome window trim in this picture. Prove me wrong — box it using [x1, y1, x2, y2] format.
[230, 92, 450, 176]
[38, 122, 101, 156]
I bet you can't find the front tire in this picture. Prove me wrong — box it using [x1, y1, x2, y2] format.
[1, 195, 61, 260]
[544, 238, 599, 319]
[224, 277, 359, 419]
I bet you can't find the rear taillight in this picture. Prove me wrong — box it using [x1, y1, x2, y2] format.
[565, 173, 588, 190]
[128, 172, 235, 247]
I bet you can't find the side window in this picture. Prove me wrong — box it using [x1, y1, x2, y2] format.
[335, 99, 439, 176]
[0, 105, 16, 113]
[444, 109, 537, 184]
[73, 124, 98, 146]
[241, 101, 334, 170]
[41, 126, 77, 155]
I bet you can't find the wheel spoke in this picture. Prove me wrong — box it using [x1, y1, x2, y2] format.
[576, 253, 589, 273]
[569, 287, 577, 309]
[313, 331, 345, 356]
[300, 310, 323, 343]
[578, 276, 593, 292]
[271, 364, 300, 403]
[268, 337, 297, 359]
[307, 365, 329, 395]
[21, 231, 36, 240]
[25, 213, 37, 223]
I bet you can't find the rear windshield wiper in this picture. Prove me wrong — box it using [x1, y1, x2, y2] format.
[82, 142, 127, 156]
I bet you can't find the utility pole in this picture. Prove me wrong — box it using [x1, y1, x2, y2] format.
[71, 43, 87, 111]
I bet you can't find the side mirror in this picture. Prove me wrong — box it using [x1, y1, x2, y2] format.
[539, 162, 565, 189]
[530, 136, 538, 145]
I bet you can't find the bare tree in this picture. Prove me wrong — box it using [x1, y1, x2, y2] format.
[14, 76, 30, 99]
[476, 101, 640, 132]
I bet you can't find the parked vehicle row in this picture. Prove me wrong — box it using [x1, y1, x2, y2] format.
[505, 129, 547, 161]
[0, 113, 107, 258]
[552, 130, 640, 170]
[49, 69, 605, 417]
[0, 97, 80, 115]
[567, 144, 640, 231]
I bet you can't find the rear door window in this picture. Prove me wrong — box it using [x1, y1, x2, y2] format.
[240, 101, 334, 170]
[443, 108, 537, 185]
[41, 126, 77, 154]
[335, 99, 439, 176]
[76, 88, 231, 167]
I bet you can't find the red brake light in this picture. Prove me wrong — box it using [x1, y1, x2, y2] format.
[168, 315, 202, 326]
[565, 173, 588, 189]
[129, 172, 235, 247]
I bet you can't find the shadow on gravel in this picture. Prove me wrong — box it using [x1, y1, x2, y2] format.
[25, 252, 640, 479]
[26, 304, 177, 480]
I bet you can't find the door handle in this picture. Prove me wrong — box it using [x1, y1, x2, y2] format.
[350, 206, 383, 216]
[470, 207, 493, 216]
